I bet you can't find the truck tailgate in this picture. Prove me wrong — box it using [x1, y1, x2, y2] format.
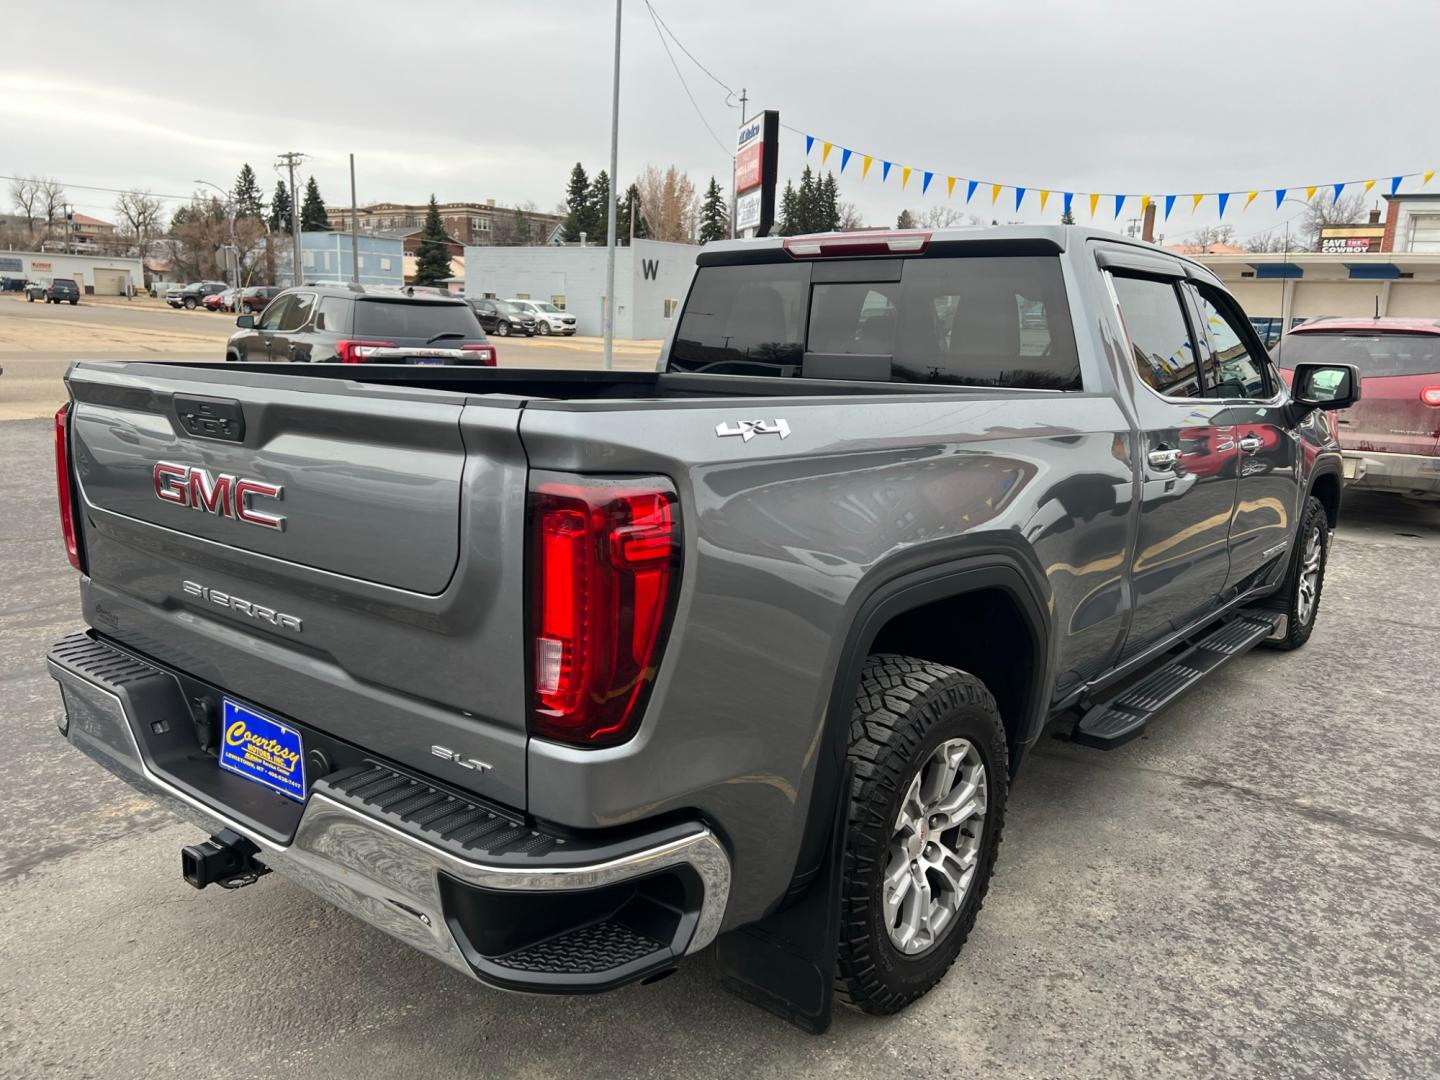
[65, 362, 531, 810]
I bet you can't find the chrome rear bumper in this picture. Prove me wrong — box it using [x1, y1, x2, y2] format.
[1342, 450, 1440, 497]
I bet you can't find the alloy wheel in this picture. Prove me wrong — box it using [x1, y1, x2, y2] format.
[1296, 523, 1323, 626]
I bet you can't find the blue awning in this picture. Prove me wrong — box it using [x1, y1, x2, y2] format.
[1250, 263, 1304, 279]
[1345, 263, 1402, 280]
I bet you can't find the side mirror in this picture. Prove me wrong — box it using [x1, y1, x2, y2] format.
[1291, 362, 1361, 411]
[235, 314, 255, 329]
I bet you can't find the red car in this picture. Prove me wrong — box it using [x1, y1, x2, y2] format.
[1274, 317, 1440, 500]
[202, 289, 237, 312]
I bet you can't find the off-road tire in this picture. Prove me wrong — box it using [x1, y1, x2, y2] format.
[1263, 495, 1329, 651]
[835, 654, 1008, 1015]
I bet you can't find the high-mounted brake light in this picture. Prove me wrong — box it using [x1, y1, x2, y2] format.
[529, 475, 681, 748]
[783, 230, 932, 259]
[461, 344, 497, 366]
[54, 403, 82, 571]
[335, 339, 397, 363]
[1421, 386, 1440, 407]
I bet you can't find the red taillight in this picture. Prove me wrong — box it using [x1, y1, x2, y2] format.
[783, 230, 931, 258]
[462, 344, 497, 366]
[1421, 386, 1440, 407]
[529, 476, 680, 747]
[54, 403, 82, 571]
[335, 339, 397, 363]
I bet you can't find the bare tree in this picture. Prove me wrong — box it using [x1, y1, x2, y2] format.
[113, 189, 167, 272]
[637, 165, 698, 243]
[836, 200, 864, 231]
[1298, 190, 1368, 250]
[1176, 224, 1237, 249]
[1244, 230, 1295, 254]
[909, 206, 988, 229]
[9, 175, 66, 248]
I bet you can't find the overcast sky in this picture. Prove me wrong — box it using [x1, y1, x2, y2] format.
[5, 0, 1439, 245]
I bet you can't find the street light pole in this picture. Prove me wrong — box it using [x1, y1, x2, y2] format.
[603, 0, 621, 370]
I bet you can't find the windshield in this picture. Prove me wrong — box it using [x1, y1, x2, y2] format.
[1274, 332, 1440, 376]
[668, 255, 1081, 389]
[533, 302, 562, 313]
[352, 300, 484, 339]
[493, 300, 519, 315]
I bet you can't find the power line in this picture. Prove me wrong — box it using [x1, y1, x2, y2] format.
[644, 3, 731, 158]
[644, 2, 736, 100]
[0, 173, 198, 202]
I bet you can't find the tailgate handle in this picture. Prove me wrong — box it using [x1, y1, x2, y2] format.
[174, 395, 246, 443]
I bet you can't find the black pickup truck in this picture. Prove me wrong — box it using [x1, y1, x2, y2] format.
[47, 226, 1358, 1031]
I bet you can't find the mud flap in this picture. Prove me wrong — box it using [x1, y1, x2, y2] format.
[713, 763, 852, 1034]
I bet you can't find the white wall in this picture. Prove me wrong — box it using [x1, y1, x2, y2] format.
[628, 241, 699, 339]
[0, 251, 144, 293]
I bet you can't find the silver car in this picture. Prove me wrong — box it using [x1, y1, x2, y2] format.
[506, 298, 577, 336]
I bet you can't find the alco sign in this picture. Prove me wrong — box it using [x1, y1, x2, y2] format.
[733, 110, 779, 238]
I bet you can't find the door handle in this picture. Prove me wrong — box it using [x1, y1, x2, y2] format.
[1147, 448, 1181, 470]
[1238, 436, 1262, 454]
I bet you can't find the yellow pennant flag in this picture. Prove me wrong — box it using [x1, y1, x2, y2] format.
[1191, 193, 1204, 212]
[901, 166, 912, 190]
[1140, 195, 1151, 213]
[861, 155, 873, 180]
[1039, 190, 1050, 212]
[947, 176, 957, 198]
[1425, 170, 1436, 185]
[821, 142, 833, 164]
[1305, 185, 1317, 201]
[1363, 179, 1376, 193]
[1088, 193, 1100, 218]
[990, 183, 1001, 205]
[1244, 190, 1259, 211]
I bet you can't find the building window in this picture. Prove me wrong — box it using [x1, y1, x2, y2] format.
[551, 294, 566, 309]
[515, 292, 531, 300]
[484, 292, 497, 300]
[357, 255, 365, 269]
[663, 298, 680, 319]
[302, 250, 315, 268]
[380, 257, 392, 271]
[478, 218, 491, 232]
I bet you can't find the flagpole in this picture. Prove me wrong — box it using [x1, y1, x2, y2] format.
[603, 0, 621, 371]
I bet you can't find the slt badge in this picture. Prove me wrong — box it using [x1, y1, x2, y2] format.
[716, 419, 790, 442]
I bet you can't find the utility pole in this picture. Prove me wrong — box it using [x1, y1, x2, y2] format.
[731, 88, 747, 239]
[603, 0, 621, 370]
[277, 152, 305, 286]
[349, 153, 360, 285]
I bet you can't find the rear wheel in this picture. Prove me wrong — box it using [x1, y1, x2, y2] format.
[835, 655, 1007, 1015]
[1264, 495, 1329, 651]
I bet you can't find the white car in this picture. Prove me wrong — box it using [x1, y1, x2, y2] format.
[506, 299, 576, 336]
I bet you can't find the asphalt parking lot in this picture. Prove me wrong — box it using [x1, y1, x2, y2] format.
[3, 337, 1440, 1078]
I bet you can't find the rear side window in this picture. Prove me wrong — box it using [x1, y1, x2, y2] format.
[1109, 275, 1202, 398]
[1274, 333, 1440, 376]
[353, 300, 482, 339]
[314, 295, 350, 333]
[669, 256, 1080, 389]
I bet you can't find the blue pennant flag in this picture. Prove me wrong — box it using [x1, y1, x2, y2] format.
[1113, 194, 1126, 219]
[1217, 192, 1230, 218]
[881, 161, 892, 182]
[1274, 188, 1287, 209]
[921, 171, 933, 194]
[1063, 192, 1074, 217]
[1332, 182, 1345, 203]
[805, 135, 814, 156]
[1014, 186, 1026, 211]
[840, 148, 852, 172]
[966, 179, 979, 203]
[1163, 194, 1176, 220]
[1390, 175, 1403, 196]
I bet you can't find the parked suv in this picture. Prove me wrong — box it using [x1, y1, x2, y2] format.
[167, 281, 228, 310]
[506, 298, 576, 335]
[237, 285, 281, 314]
[1275, 317, 1440, 499]
[26, 278, 80, 304]
[467, 297, 535, 337]
[227, 284, 497, 365]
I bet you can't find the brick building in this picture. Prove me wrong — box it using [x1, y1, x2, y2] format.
[327, 200, 562, 247]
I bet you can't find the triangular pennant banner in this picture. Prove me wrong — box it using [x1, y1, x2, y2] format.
[901, 166, 912, 190]
[821, 142, 833, 164]
[1088, 193, 1100, 219]
[1015, 186, 1026, 211]
[1039, 190, 1050, 212]
[1140, 195, 1150, 214]
[1164, 194, 1176, 220]
[1332, 183, 1345, 203]
[1425, 170, 1436, 185]
[1063, 192, 1074, 217]
[1244, 191, 1258, 211]
[1274, 188, 1287, 209]
[1305, 185, 1317, 201]
[1217, 192, 1230, 218]
[839, 148, 852, 172]
[1390, 175, 1402, 196]
[1363, 179, 1376, 194]
[991, 183, 1003, 205]
[966, 180, 979, 203]
[946, 176, 957, 198]
[881, 161, 892, 182]
[804, 135, 814, 156]
[862, 155, 873, 180]
[1113, 194, 1126, 219]
[1191, 193, 1204, 213]
[922, 171, 934, 195]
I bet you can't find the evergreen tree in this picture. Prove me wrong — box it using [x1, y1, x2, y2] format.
[512, 206, 531, 245]
[698, 176, 729, 243]
[299, 176, 329, 231]
[1060, 205, 1076, 225]
[616, 183, 647, 241]
[778, 181, 799, 236]
[269, 180, 293, 233]
[818, 172, 840, 232]
[586, 170, 611, 245]
[896, 208, 917, 229]
[413, 195, 453, 286]
[233, 164, 264, 221]
[562, 163, 591, 242]
[795, 167, 817, 233]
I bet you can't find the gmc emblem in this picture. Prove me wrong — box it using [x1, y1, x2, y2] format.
[153, 462, 285, 531]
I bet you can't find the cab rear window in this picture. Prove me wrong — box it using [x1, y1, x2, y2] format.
[668, 256, 1081, 390]
[1275, 332, 1440, 377]
[352, 300, 483, 339]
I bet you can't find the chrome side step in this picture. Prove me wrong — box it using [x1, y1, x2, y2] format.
[1072, 610, 1284, 749]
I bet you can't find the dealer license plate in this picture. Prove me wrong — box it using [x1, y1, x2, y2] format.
[218, 697, 306, 802]
[409, 356, 448, 365]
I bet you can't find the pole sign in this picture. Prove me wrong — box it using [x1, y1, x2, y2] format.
[735, 109, 779, 238]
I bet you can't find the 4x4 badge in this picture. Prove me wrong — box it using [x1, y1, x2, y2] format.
[716, 419, 790, 442]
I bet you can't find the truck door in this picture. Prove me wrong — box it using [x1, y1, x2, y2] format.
[1183, 279, 1300, 592]
[1106, 268, 1239, 658]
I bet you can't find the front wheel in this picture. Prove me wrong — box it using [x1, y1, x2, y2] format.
[496, 322, 510, 336]
[1264, 495, 1329, 650]
[183, 297, 197, 310]
[835, 655, 1008, 1015]
[537, 321, 551, 336]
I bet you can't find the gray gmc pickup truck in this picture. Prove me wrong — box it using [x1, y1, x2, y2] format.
[47, 226, 1359, 1032]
